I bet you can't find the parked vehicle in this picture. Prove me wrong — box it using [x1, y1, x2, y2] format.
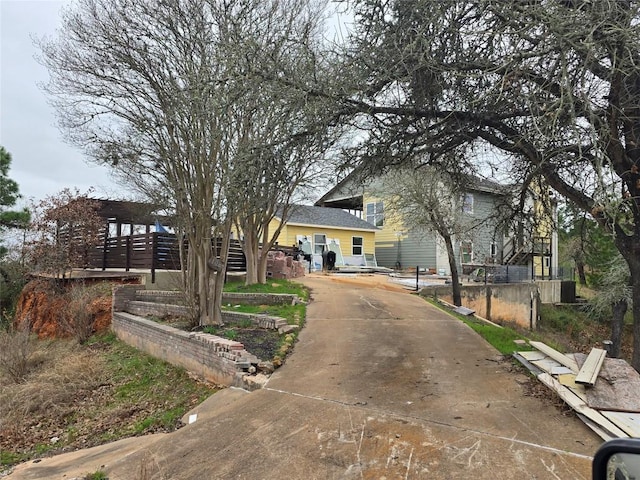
[593, 439, 640, 479]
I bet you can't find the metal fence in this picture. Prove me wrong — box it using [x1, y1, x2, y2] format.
[468, 264, 574, 284]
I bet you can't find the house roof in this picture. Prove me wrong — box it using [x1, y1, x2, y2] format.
[315, 174, 364, 210]
[276, 205, 377, 232]
[315, 169, 507, 209]
[93, 199, 161, 224]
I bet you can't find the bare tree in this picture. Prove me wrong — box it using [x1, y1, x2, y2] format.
[337, 0, 640, 370]
[38, 0, 333, 324]
[222, 0, 336, 285]
[374, 165, 499, 305]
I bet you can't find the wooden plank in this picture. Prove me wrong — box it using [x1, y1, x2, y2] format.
[518, 350, 546, 362]
[454, 306, 475, 316]
[601, 411, 640, 438]
[576, 414, 616, 442]
[529, 341, 579, 373]
[575, 348, 607, 386]
[574, 354, 640, 413]
[551, 366, 576, 375]
[557, 374, 587, 401]
[537, 373, 628, 439]
[531, 357, 565, 375]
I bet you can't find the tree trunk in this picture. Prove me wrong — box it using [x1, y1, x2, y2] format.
[258, 251, 269, 284]
[610, 299, 627, 358]
[631, 269, 640, 372]
[244, 232, 258, 285]
[617, 236, 640, 372]
[257, 221, 273, 284]
[239, 216, 262, 285]
[443, 234, 462, 306]
[211, 221, 232, 325]
[576, 260, 587, 286]
[197, 236, 213, 326]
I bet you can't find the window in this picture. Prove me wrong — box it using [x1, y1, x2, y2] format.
[462, 193, 474, 214]
[461, 241, 473, 263]
[352, 236, 363, 255]
[313, 234, 326, 254]
[366, 201, 384, 226]
[490, 242, 497, 258]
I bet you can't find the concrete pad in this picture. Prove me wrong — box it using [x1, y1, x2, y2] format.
[7, 434, 167, 479]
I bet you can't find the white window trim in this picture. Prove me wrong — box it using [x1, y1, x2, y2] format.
[352, 236, 363, 256]
[462, 193, 474, 214]
[461, 241, 473, 263]
[365, 201, 384, 227]
[313, 233, 326, 254]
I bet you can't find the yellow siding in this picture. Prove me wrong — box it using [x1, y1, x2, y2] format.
[363, 193, 408, 247]
[529, 182, 554, 239]
[269, 219, 375, 255]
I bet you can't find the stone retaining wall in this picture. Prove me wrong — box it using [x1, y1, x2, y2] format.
[115, 285, 294, 330]
[111, 311, 262, 390]
[110, 285, 298, 390]
[135, 289, 299, 306]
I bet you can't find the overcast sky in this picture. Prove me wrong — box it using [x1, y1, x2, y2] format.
[0, 1, 353, 210]
[1, 0, 121, 207]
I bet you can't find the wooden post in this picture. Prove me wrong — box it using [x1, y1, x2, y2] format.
[151, 232, 157, 284]
[102, 221, 109, 271]
[126, 236, 131, 272]
[416, 266, 419, 291]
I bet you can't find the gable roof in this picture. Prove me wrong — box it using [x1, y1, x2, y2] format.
[316, 168, 507, 209]
[276, 205, 377, 232]
[315, 174, 364, 209]
[460, 174, 506, 195]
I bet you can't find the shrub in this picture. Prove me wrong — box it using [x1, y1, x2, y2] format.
[59, 282, 112, 344]
[0, 323, 34, 383]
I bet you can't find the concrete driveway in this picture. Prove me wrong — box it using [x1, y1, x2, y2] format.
[9, 274, 601, 479]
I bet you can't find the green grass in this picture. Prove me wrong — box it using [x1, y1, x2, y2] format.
[85, 471, 108, 480]
[0, 451, 27, 466]
[463, 320, 533, 355]
[223, 278, 308, 301]
[85, 332, 216, 436]
[131, 406, 186, 435]
[426, 299, 533, 355]
[539, 304, 587, 339]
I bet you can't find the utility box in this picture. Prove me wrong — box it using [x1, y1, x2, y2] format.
[560, 280, 576, 303]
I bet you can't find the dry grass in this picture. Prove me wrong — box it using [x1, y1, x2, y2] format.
[0, 326, 34, 383]
[0, 339, 106, 449]
[0, 334, 217, 470]
[1, 342, 104, 417]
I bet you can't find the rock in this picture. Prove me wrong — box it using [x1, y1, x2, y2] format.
[258, 361, 275, 374]
[278, 324, 299, 335]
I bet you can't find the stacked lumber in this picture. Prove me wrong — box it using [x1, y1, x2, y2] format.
[514, 342, 640, 441]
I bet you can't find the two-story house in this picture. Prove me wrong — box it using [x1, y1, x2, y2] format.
[316, 170, 558, 279]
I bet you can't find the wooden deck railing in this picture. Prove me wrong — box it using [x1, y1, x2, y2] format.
[83, 233, 246, 282]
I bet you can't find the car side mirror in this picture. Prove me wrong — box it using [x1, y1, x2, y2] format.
[593, 439, 640, 480]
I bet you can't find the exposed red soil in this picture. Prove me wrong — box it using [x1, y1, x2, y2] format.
[14, 279, 115, 339]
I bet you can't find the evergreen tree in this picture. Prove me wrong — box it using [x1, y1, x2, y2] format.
[0, 146, 30, 259]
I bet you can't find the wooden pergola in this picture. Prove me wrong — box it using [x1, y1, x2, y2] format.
[78, 200, 245, 281]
